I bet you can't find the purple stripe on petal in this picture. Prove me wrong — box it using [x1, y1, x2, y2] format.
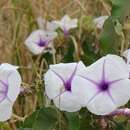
[69, 63, 78, 81]
[0, 80, 8, 87]
[101, 59, 106, 81]
[51, 69, 65, 83]
[0, 80, 8, 102]
[53, 90, 66, 99]
[64, 63, 78, 91]
[108, 78, 124, 85]
[51, 63, 78, 92]
[107, 90, 116, 105]
[0, 72, 13, 102]
[87, 91, 101, 104]
[79, 75, 99, 86]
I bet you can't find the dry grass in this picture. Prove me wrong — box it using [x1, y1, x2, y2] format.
[0, 0, 110, 62]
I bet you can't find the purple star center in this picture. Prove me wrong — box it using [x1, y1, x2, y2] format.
[99, 81, 109, 91]
[38, 38, 47, 47]
[51, 64, 78, 92]
[64, 78, 72, 91]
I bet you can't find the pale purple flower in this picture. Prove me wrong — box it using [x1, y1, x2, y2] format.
[37, 17, 59, 31]
[54, 15, 78, 36]
[25, 30, 57, 55]
[93, 16, 108, 29]
[0, 63, 21, 121]
[44, 61, 86, 112]
[72, 55, 130, 115]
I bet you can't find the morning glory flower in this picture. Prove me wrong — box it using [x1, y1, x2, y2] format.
[72, 55, 130, 115]
[54, 15, 78, 36]
[93, 16, 108, 29]
[25, 30, 57, 55]
[44, 61, 86, 112]
[37, 17, 59, 31]
[0, 63, 21, 121]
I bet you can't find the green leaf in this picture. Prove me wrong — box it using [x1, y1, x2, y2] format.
[79, 109, 100, 130]
[65, 112, 80, 130]
[81, 35, 100, 65]
[33, 107, 57, 130]
[114, 123, 125, 130]
[126, 123, 130, 130]
[100, 0, 130, 54]
[111, 0, 130, 23]
[18, 128, 32, 130]
[100, 17, 120, 54]
[114, 20, 123, 36]
[62, 42, 75, 62]
[23, 111, 39, 128]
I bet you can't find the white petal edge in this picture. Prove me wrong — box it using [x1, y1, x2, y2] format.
[7, 70, 21, 102]
[87, 92, 117, 115]
[105, 54, 129, 81]
[44, 69, 64, 99]
[109, 79, 130, 107]
[49, 62, 77, 81]
[0, 63, 19, 70]
[0, 99, 13, 121]
[72, 75, 99, 106]
[53, 91, 82, 112]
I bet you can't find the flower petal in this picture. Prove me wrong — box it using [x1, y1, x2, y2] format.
[81, 56, 106, 83]
[53, 92, 81, 112]
[44, 69, 64, 99]
[49, 62, 78, 81]
[93, 16, 108, 29]
[7, 70, 21, 102]
[0, 63, 19, 70]
[61, 15, 71, 23]
[87, 92, 116, 115]
[65, 19, 78, 30]
[0, 99, 12, 121]
[72, 75, 99, 106]
[25, 30, 46, 55]
[109, 79, 130, 107]
[105, 55, 129, 81]
[54, 15, 77, 31]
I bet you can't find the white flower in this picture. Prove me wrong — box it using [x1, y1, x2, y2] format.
[72, 55, 130, 115]
[44, 61, 86, 112]
[93, 16, 108, 29]
[54, 15, 78, 36]
[0, 63, 21, 121]
[25, 30, 57, 55]
[37, 17, 59, 31]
